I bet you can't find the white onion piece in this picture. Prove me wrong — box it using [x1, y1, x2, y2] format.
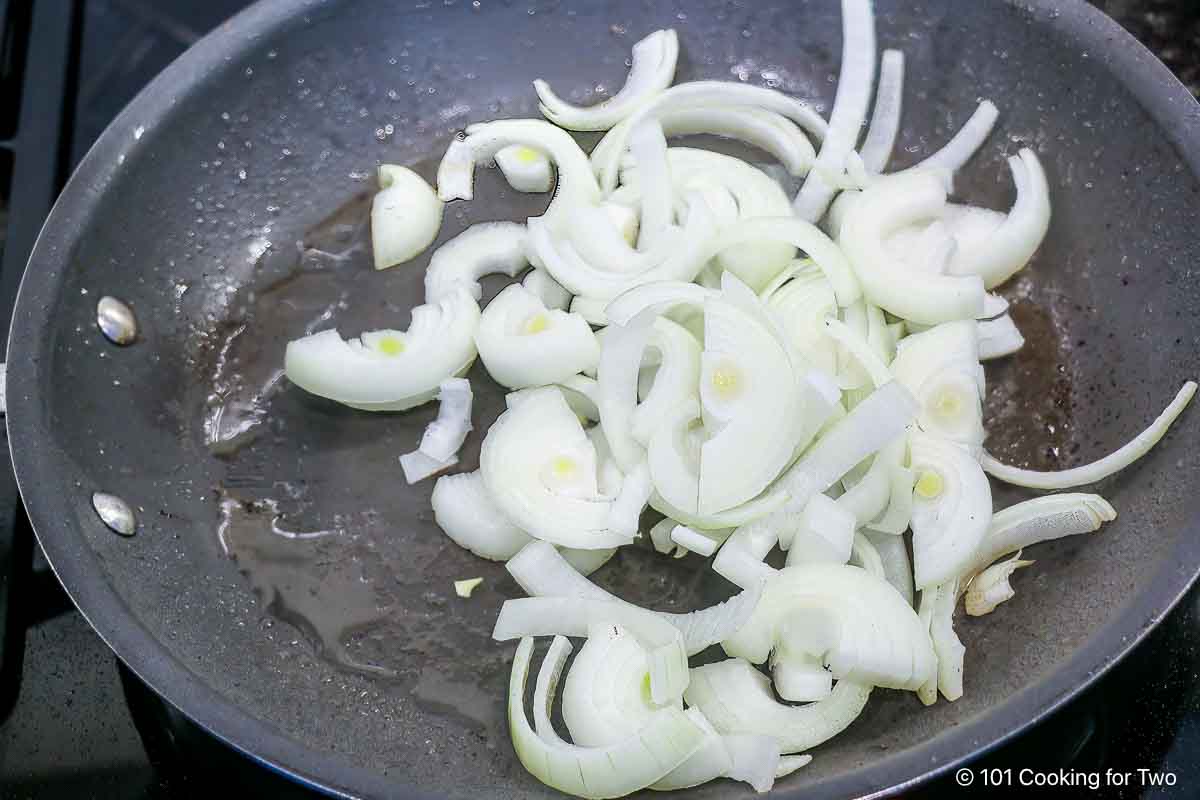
[867, 462, 916, 535]
[562, 625, 672, 747]
[437, 119, 599, 223]
[836, 436, 905, 526]
[508, 377, 601, 423]
[702, 216, 860, 300]
[903, 100, 999, 177]
[521, 267, 573, 311]
[506, 540, 763, 656]
[777, 380, 917, 513]
[592, 81, 828, 192]
[507, 637, 705, 799]
[891, 320, 985, 446]
[850, 531, 886, 580]
[432, 470, 531, 560]
[712, 517, 781, 590]
[724, 563, 936, 689]
[532, 634, 573, 745]
[631, 317, 702, 446]
[965, 553, 1035, 616]
[864, 529, 914, 606]
[605, 280, 716, 327]
[794, 0, 876, 222]
[495, 598, 688, 704]
[909, 432, 991, 590]
[534, 29, 678, 131]
[371, 165, 444, 270]
[698, 296, 803, 513]
[840, 171, 984, 323]
[946, 149, 1051, 289]
[597, 312, 654, 471]
[602, 200, 639, 245]
[608, 461, 651, 537]
[495, 144, 554, 193]
[475, 284, 600, 389]
[670, 525, 720, 557]
[399, 450, 457, 483]
[649, 517, 678, 555]
[684, 658, 872, 754]
[654, 105, 814, 175]
[859, 49, 905, 173]
[424, 221, 528, 302]
[648, 399, 702, 514]
[771, 642, 833, 703]
[777, 755, 814, 778]
[982, 381, 1197, 489]
[982, 291, 1009, 319]
[652, 485, 789, 533]
[569, 295, 609, 326]
[414, 378, 473, 462]
[916, 578, 964, 704]
[824, 317, 892, 389]
[763, 262, 839, 377]
[978, 314, 1025, 359]
[629, 121, 673, 249]
[481, 387, 628, 548]
[784, 494, 856, 566]
[965, 494, 1115, 578]
[284, 289, 478, 411]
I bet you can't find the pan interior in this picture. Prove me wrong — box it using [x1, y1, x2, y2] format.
[21, 0, 1200, 797]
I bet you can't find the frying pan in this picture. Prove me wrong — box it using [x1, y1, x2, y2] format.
[7, 0, 1200, 797]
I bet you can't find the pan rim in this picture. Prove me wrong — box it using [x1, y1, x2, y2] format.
[7, 0, 1200, 798]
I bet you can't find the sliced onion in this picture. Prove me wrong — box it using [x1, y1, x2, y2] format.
[608, 460, 652, 538]
[763, 262, 839, 377]
[977, 314, 1025, 359]
[712, 517, 782, 590]
[850, 530, 886, 580]
[840, 170, 985, 324]
[425, 221, 528, 302]
[284, 288, 479, 411]
[495, 598, 688, 703]
[909, 432, 992, 590]
[604, 280, 716, 327]
[534, 29, 679, 131]
[670, 525, 722, 557]
[945, 148, 1051, 289]
[592, 81, 828, 193]
[651, 485, 790, 532]
[964, 493, 1115, 577]
[684, 658, 872, 754]
[506, 540, 763, 656]
[794, 0, 876, 222]
[437, 119, 599, 223]
[902, 100, 998, 178]
[859, 49, 905, 173]
[628, 121, 673, 249]
[824, 317, 892, 389]
[399, 449, 457, 483]
[916, 578, 964, 704]
[771, 641, 834, 703]
[981, 381, 1197, 489]
[495, 144, 554, 193]
[476, 284, 600, 389]
[865, 461, 916, 535]
[631, 318, 701, 446]
[648, 399, 703, 514]
[521, 267, 572, 311]
[863, 529, 914, 606]
[723, 563, 936, 690]
[480, 387, 628, 548]
[784, 494, 856, 566]
[653, 105, 814, 175]
[371, 164, 444, 269]
[414, 378, 473, 462]
[836, 435, 906, 526]
[965, 553, 1035, 616]
[432, 470, 531, 560]
[891, 320, 985, 446]
[507, 637, 705, 799]
[597, 311, 655, 471]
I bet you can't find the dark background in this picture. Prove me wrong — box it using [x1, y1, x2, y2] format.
[0, 1, 1196, 798]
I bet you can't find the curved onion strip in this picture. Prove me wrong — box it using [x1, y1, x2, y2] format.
[597, 311, 655, 471]
[437, 119, 599, 223]
[412, 377, 473, 463]
[608, 461, 652, 538]
[916, 578, 964, 704]
[777, 380, 917, 513]
[605, 281, 716, 327]
[763, 263, 839, 376]
[507, 637, 705, 799]
[284, 288, 479, 411]
[534, 29, 678, 131]
[480, 387, 626, 548]
[628, 121, 673, 249]
[863, 529, 914, 606]
[824, 317, 892, 388]
[371, 165, 444, 269]
[651, 484, 789, 532]
[977, 314, 1025, 359]
[533, 635, 575, 743]
[431, 471, 613, 572]
[508, 377, 601, 423]
[399, 450, 456, 484]
[684, 658, 872, 754]
[982, 291, 1009, 319]
[712, 517, 781, 589]
[771, 639, 834, 702]
[981, 381, 1197, 489]
[723, 563, 936, 689]
[506, 541, 763, 656]
[698, 296, 803, 513]
[570, 295, 609, 326]
[850, 532, 885, 581]
[522, 268, 573, 311]
[425, 221, 528, 302]
[965, 553, 1035, 616]
[784, 494, 856, 566]
[909, 432, 992, 589]
[946, 149, 1051, 289]
[495, 598, 688, 703]
[794, 0, 876, 222]
[859, 49, 905, 173]
[631, 318, 701, 445]
[653, 105, 814, 175]
[866, 462, 916, 535]
[670, 525, 722, 557]
[656, 729, 781, 793]
[475, 284, 600, 389]
[965, 494, 1115, 578]
[495, 144, 554, 193]
[903, 100, 998, 177]
[648, 399, 702, 513]
[836, 436, 904, 525]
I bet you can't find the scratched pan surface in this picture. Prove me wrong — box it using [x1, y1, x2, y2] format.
[7, 0, 1200, 797]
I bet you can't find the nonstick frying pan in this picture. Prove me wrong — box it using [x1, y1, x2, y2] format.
[7, 0, 1200, 797]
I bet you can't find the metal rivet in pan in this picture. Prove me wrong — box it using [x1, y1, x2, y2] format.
[92, 492, 136, 536]
[96, 296, 137, 345]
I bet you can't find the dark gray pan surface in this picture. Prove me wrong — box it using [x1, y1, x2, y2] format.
[7, 0, 1200, 797]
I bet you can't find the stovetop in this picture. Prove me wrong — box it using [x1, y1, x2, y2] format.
[0, 1, 1196, 798]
